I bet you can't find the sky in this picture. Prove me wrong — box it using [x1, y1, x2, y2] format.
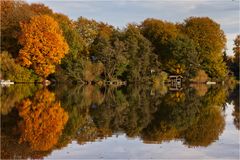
[26, 0, 240, 55]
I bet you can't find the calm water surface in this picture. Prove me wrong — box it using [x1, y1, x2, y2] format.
[1, 84, 239, 159]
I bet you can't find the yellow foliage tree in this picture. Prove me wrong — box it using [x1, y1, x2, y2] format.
[18, 15, 69, 78]
[17, 88, 69, 151]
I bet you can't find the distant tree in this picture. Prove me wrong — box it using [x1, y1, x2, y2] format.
[18, 15, 69, 78]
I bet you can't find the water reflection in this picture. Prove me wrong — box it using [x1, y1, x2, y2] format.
[17, 88, 68, 151]
[228, 85, 240, 129]
[1, 83, 239, 159]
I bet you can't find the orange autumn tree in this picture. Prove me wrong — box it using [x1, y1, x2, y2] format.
[18, 15, 69, 78]
[17, 88, 69, 151]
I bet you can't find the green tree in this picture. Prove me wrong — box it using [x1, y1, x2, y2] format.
[0, 51, 39, 82]
[91, 27, 128, 80]
[124, 24, 155, 82]
[52, 14, 88, 83]
[165, 34, 200, 76]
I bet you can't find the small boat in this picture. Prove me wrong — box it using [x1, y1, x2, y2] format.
[1, 80, 14, 85]
[206, 81, 216, 85]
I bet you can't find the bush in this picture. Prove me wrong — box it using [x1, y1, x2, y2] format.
[0, 51, 40, 82]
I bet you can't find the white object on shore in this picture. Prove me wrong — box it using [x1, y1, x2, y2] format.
[206, 81, 216, 85]
[1, 80, 14, 86]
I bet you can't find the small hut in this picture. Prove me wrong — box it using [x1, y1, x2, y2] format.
[168, 75, 183, 91]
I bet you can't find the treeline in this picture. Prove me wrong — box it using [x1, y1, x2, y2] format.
[1, 0, 239, 83]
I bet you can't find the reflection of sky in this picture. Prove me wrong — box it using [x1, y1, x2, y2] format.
[45, 103, 239, 159]
[26, 0, 239, 56]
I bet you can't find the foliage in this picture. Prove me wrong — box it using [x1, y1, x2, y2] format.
[233, 35, 240, 79]
[0, 51, 39, 82]
[140, 18, 179, 60]
[181, 17, 227, 78]
[18, 15, 69, 78]
[1, 0, 232, 82]
[0, 0, 34, 56]
[1, 82, 234, 155]
[228, 85, 240, 130]
[152, 71, 168, 92]
[75, 17, 100, 47]
[183, 106, 225, 147]
[17, 88, 68, 151]
[124, 24, 155, 82]
[91, 27, 128, 80]
[29, 3, 53, 15]
[166, 35, 200, 76]
[190, 69, 209, 82]
[0, 84, 40, 115]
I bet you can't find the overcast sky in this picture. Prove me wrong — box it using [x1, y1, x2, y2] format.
[26, 0, 239, 55]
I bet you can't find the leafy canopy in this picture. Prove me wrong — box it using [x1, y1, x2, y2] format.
[18, 15, 69, 78]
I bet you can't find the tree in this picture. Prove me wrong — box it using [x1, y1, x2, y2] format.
[18, 15, 69, 78]
[233, 35, 240, 79]
[181, 17, 227, 78]
[75, 17, 100, 47]
[140, 18, 179, 61]
[165, 34, 200, 76]
[52, 13, 88, 82]
[0, 0, 34, 56]
[124, 24, 154, 82]
[29, 3, 53, 15]
[91, 27, 128, 80]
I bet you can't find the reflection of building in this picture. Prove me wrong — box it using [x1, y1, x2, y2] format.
[168, 75, 183, 91]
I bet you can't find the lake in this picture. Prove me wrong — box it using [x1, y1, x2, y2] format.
[1, 83, 239, 159]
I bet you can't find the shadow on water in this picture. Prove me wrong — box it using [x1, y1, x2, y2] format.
[1, 83, 239, 159]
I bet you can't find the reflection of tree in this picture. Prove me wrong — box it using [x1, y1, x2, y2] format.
[0, 84, 39, 115]
[190, 84, 208, 97]
[53, 84, 106, 148]
[141, 88, 200, 143]
[89, 85, 160, 138]
[17, 88, 68, 151]
[229, 85, 240, 129]
[1, 107, 51, 159]
[233, 101, 240, 130]
[183, 106, 225, 147]
[36, 84, 230, 150]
